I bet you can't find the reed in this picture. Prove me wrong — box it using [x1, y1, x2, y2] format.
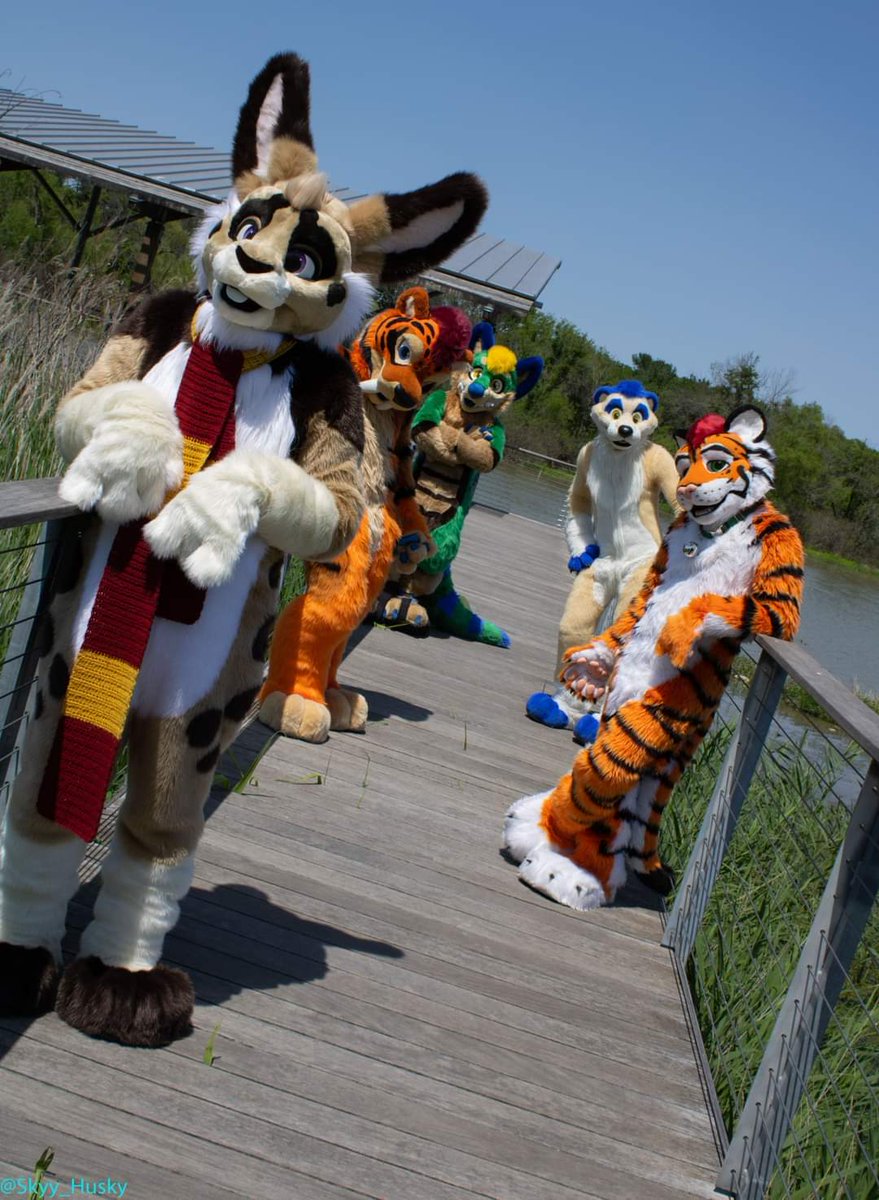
[0, 260, 128, 661]
[664, 726, 879, 1198]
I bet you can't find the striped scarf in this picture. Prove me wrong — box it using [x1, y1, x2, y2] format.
[38, 321, 293, 841]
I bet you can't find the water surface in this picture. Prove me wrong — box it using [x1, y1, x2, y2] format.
[477, 459, 879, 695]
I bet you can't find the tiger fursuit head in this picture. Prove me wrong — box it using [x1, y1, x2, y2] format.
[0, 53, 487, 1046]
[504, 406, 804, 911]
[259, 289, 472, 743]
[378, 321, 543, 642]
[526, 379, 680, 738]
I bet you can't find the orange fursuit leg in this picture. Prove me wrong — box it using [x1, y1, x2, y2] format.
[324, 513, 400, 734]
[260, 516, 374, 741]
[538, 773, 624, 902]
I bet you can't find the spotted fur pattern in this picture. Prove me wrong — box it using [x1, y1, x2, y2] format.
[0, 51, 487, 1045]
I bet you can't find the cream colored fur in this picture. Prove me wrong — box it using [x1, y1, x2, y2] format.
[0, 818, 86, 960]
[144, 449, 338, 587]
[79, 839, 194, 971]
[56, 381, 184, 523]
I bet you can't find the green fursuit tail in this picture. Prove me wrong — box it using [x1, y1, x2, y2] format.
[423, 569, 510, 648]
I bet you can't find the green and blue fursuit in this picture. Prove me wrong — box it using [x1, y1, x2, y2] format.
[390, 322, 543, 645]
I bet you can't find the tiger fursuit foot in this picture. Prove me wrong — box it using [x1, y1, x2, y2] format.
[259, 691, 331, 743]
[503, 793, 609, 911]
[326, 686, 368, 733]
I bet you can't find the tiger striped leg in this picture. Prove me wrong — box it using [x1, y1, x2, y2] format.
[627, 727, 704, 894]
[503, 790, 610, 910]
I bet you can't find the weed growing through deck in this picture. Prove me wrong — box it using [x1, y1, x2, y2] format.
[664, 727, 879, 1197]
[276, 755, 331, 788]
[357, 754, 371, 809]
[28, 1148, 54, 1200]
[202, 1021, 222, 1067]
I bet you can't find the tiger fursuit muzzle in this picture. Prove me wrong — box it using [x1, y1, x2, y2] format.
[504, 405, 804, 910]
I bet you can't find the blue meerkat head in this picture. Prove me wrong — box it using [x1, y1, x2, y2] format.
[590, 379, 660, 451]
[460, 321, 545, 414]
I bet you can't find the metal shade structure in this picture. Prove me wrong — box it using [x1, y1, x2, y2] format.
[0, 87, 560, 309]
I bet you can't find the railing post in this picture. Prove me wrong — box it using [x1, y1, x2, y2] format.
[0, 518, 74, 804]
[663, 650, 787, 962]
[717, 757, 879, 1198]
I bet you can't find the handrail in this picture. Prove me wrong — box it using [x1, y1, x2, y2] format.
[0, 476, 78, 529]
[664, 634, 879, 1199]
[755, 633, 879, 760]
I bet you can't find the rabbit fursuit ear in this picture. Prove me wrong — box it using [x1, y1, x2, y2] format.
[232, 53, 318, 198]
[346, 173, 488, 284]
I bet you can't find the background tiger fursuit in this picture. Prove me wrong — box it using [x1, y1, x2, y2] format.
[504, 405, 804, 910]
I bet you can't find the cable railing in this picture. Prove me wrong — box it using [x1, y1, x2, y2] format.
[663, 638, 879, 1199]
[1, 476, 877, 1198]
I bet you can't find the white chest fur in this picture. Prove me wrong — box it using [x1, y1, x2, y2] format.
[142, 340, 295, 458]
[73, 331, 296, 718]
[607, 516, 762, 715]
[586, 440, 657, 561]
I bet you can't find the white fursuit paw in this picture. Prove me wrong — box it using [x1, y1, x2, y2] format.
[57, 382, 183, 522]
[503, 791, 552, 864]
[144, 452, 264, 587]
[518, 843, 607, 911]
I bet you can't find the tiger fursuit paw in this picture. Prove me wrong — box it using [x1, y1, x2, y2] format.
[326, 686, 368, 733]
[259, 691, 331, 743]
[503, 792, 607, 911]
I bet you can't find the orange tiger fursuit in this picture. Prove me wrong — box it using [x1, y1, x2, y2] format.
[504, 405, 804, 909]
[259, 289, 471, 742]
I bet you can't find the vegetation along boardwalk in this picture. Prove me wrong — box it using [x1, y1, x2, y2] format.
[0, 505, 724, 1199]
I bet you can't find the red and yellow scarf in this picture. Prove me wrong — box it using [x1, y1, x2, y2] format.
[38, 318, 293, 841]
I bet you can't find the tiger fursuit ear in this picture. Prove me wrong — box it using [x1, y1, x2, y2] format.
[726, 405, 767, 444]
[395, 286, 432, 319]
[346, 173, 488, 283]
[232, 53, 318, 198]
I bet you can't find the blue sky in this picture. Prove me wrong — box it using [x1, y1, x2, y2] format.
[5, 0, 878, 446]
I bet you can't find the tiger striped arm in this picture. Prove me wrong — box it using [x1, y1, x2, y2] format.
[656, 523, 804, 668]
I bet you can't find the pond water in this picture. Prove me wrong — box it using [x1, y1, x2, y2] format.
[477, 459, 879, 696]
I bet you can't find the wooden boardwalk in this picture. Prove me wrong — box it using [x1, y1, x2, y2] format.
[0, 505, 723, 1199]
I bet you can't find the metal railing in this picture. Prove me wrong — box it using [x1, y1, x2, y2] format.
[663, 638, 879, 1198]
[0, 479, 79, 810]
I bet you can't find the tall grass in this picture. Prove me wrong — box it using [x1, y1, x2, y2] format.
[0, 258, 128, 482]
[0, 259, 128, 658]
[664, 725, 879, 1199]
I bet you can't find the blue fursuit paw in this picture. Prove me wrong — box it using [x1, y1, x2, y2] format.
[573, 712, 600, 745]
[525, 691, 571, 729]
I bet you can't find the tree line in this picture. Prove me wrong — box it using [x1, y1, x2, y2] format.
[2, 167, 877, 565]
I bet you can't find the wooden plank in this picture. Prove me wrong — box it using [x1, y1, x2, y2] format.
[0, 478, 77, 529]
[0, 1028, 626, 1200]
[0, 1018, 715, 1199]
[61, 901, 710, 1113]
[0, 1107, 244, 1200]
